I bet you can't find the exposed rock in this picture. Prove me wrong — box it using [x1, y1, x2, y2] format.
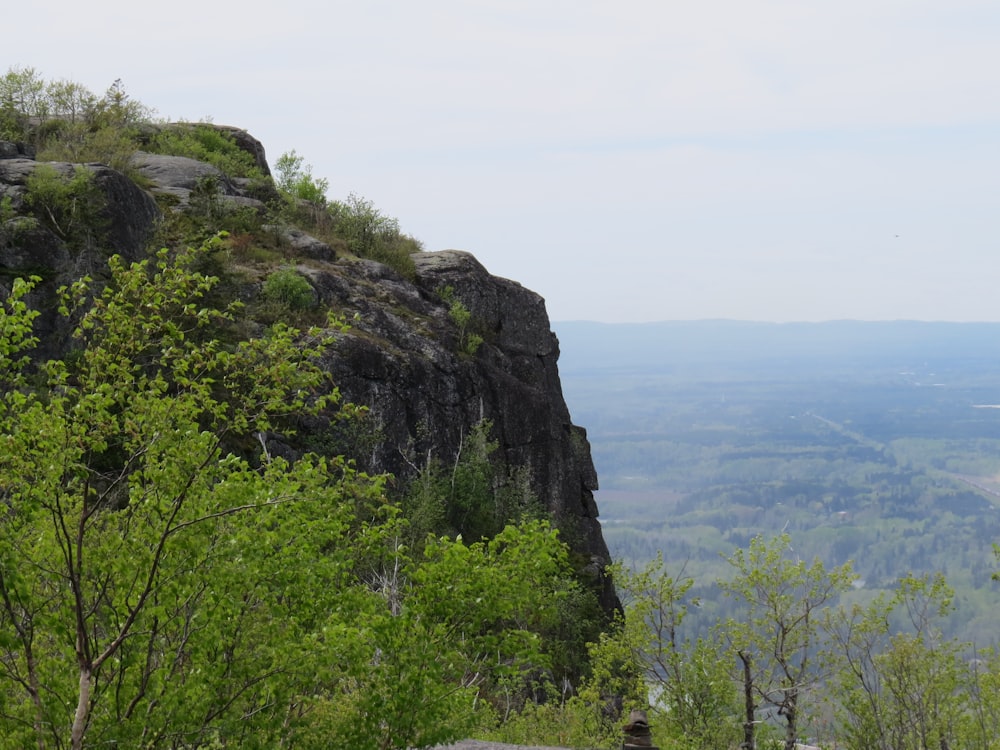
[0, 158, 159, 264]
[132, 152, 235, 194]
[0, 141, 35, 160]
[0, 158, 160, 356]
[312, 249, 617, 611]
[268, 225, 338, 261]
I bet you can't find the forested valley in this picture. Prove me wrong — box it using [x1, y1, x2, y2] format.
[557, 320, 1000, 644]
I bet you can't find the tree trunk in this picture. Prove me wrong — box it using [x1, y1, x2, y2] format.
[70, 667, 92, 750]
[739, 650, 755, 750]
[783, 690, 798, 750]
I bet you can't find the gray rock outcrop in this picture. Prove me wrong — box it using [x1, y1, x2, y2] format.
[309, 249, 615, 609]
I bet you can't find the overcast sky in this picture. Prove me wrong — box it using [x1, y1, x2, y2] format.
[7, 0, 999, 322]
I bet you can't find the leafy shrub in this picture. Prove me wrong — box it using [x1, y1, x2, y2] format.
[274, 149, 328, 204]
[328, 193, 420, 278]
[262, 267, 315, 310]
[0, 195, 14, 224]
[24, 163, 106, 249]
[440, 285, 483, 355]
[150, 123, 262, 179]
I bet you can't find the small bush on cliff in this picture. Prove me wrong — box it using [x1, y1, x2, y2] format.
[440, 285, 484, 355]
[275, 148, 329, 204]
[24, 163, 106, 249]
[150, 123, 263, 179]
[262, 266, 315, 310]
[328, 193, 420, 278]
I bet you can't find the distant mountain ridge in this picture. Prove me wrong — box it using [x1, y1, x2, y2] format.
[554, 320, 1000, 375]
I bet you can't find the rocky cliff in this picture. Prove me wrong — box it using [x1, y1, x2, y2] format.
[0, 128, 617, 613]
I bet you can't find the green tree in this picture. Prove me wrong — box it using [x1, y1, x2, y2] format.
[0, 240, 383, 748]
[612, 555, 741, 749]
[0, 65, 47, 139]
[826, 573, 979, 750]
[274, 149, 329, 204]
[296, 520, 575, 750]
[718, 533, 856, 750]
[400, 419, 539, 545]
[44, 78, 97, 124]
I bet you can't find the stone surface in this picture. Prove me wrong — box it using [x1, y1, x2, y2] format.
[310, 249, 616, 611]
[0, 157, 160, 357]
[0, 141, 35, 159]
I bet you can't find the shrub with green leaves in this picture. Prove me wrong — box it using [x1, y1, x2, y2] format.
[328, 193, 420, 278]
[24, 163, 106, 249]
[440, 285, 484, 355]
[150, 123, 262, 179]
[275, 149, 329, 204]
[261, 267, 315, 310]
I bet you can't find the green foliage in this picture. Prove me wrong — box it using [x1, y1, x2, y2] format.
[0, 274, 40, 383]
[0, 195, 14, 225]
[328, 193, 420, 278]
[0, 240, 378, 748]
[0, 244, 601, 749]
[43, 119, 143, 174]
[600, 531, 1000, 749]
[275, 149, 329, 204]
[396, 419, 606, 695]
[400, 419, 541, 545]
[23, 163, 106, 248]
[478, 697, 611, 749]
[261, 266, 316, 311]
[718, 533, 856, 750]
[440, 285, 484, 355]
[43, 77, 97, 124]
[1, 68, 151, 171]
[0, 65, 47, 139]
[292, 520, 575, 750]
[88, 77, 153, 130]
[825, 573, 979, 750]
[150, 123, 262, 178]
[601, 556, 742, 749]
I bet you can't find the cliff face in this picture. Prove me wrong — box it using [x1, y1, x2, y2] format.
[0, 131, 616, 612]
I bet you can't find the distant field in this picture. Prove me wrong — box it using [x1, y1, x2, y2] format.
[556, 320, 1000, 643]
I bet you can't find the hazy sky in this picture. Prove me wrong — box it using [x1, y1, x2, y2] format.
[7, 1, 999, 322]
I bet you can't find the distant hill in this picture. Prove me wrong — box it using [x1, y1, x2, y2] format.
[554, 320, 1000, 377]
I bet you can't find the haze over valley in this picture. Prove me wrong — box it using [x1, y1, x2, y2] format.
[556, 320, 1000, 643]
